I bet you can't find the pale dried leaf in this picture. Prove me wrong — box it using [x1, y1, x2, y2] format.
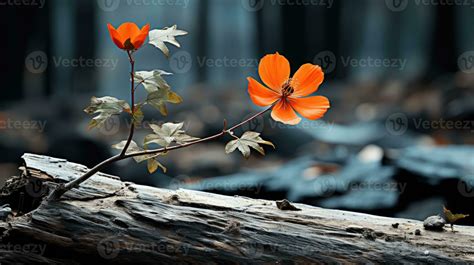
[149, 25, 188, 57]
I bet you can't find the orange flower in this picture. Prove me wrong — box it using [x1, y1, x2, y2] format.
[107, 22, 150, 51]
[247, 53, 330, 125]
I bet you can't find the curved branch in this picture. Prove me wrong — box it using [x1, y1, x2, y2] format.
[47, 107, 272, 201]
[123, 107, 272, 158]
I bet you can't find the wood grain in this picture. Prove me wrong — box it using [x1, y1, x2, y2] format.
[0, 153, 473, 264]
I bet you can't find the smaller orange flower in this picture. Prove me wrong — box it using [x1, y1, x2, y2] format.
[107, 22, 150, 51]
[248, 52, 330, 125]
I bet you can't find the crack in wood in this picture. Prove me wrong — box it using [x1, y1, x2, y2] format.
[0, 153, 472, 263]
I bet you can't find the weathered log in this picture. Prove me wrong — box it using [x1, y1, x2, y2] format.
[0, 153, 473, 264]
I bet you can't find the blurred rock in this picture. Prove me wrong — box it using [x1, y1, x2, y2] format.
[423, 215, 446, 231]
[395, 146, 474, 185]
[302, 122, 384, 146]
[178, 155, 400, 211]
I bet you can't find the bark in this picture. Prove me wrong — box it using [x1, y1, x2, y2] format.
[0, 153, 473, 264]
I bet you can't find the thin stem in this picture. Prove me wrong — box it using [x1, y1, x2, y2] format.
[46, 155, 122, 201]
[47, 51, 137, 201]
[47, 105, 272, 201]
[120, 51, 136, 157]
[124, 107, 272, 158]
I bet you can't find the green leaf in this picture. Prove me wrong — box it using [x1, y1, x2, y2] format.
[443, 206, 470, 224]
[144, 122, 199, 148]
[146, 89, 183, 116]
[134, 70, 172, 93]
[84, 96, 130, 129]
[134, 70, 182, 116]
[225, 131, 275, 158]
[149, 25, 188, 57]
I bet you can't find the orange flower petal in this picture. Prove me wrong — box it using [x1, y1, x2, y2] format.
[258, 52, 290, 92]
[290, 63, 324, 97]
[116, 22, 141, 39]
[247, 77, 280, 107]
[288, 96, 330, 120]
[107, 24, 125, 49]
[131, 24, 150, 50]
[271, 99, 301, 125]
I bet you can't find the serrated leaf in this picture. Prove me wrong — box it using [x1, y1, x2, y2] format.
[225, 139, 251, 158]
[111, 140, 154, 162]
[134, 70, 182, 116]
[149, 25, 188, 57]
[112, 140, 141, 160]
[146, 88, 183, 116]
[112, 141, 167, 174]
[84, 96, 130, 129]
[443, 206, 470, 224]
[134, 70, 172, 93]
[225, 131, 275, 158]
[144, 122, 199, 148]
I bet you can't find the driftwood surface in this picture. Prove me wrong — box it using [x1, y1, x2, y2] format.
[0, 153, 473, 264]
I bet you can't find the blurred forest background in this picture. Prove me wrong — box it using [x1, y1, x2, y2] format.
[2, 0, 474, 224]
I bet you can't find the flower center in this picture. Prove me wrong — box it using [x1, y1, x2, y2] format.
[281, 79, 294, 97]
[124, 38, 135, 50]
